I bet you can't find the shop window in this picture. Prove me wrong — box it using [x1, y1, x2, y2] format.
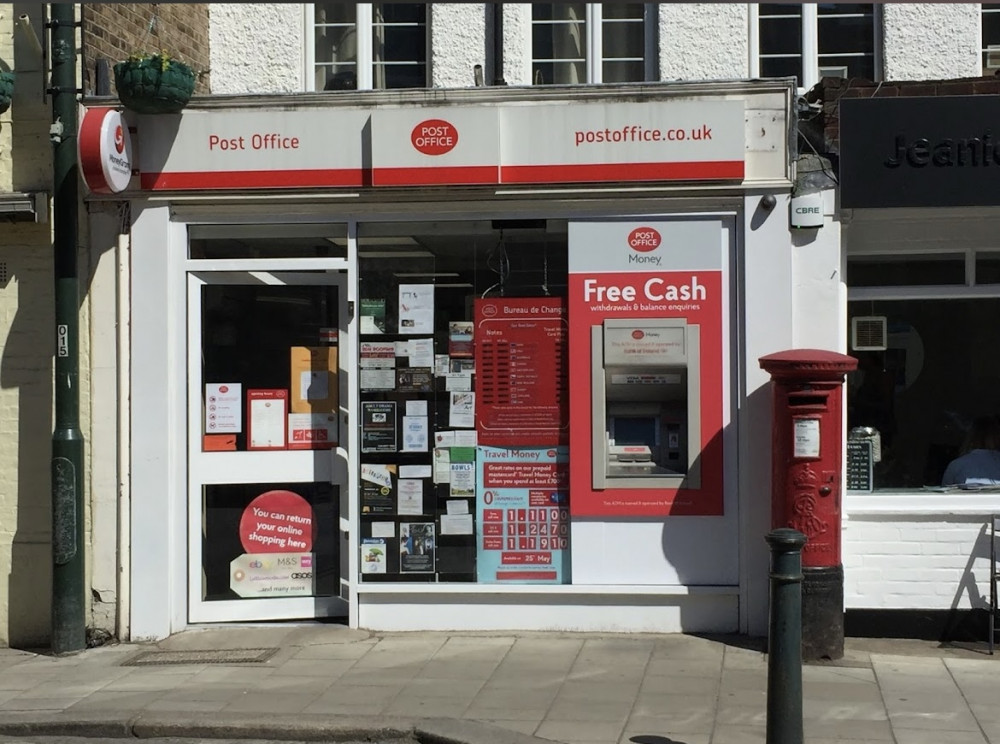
[755, 3, 877, 87]
[847, 253, 966, 287]
[531, 3, 657, 85]
[312, 2, 427, 91]
[189, 224, 348, 260]
[356, 220, 570, 583]
[847, 298, 1000, 491]
[984, 4, 1000, 74]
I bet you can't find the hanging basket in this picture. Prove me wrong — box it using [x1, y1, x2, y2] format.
[113, 55, 195, 115]
[0, 71, 14, 115]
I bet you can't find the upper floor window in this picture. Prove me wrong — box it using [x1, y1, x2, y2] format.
[531, 3, 656, 85]
[983, 4, 1000, 73]
[313, 3, 427, 91]
[756, 3, 877, 88]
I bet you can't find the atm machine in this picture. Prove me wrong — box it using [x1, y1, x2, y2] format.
[591, 318, 701, 489]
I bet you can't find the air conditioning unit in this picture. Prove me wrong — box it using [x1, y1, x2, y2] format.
[986, 45, 1000, 76]
[819, 65, 849, 80]
[851, 316, 888, 351]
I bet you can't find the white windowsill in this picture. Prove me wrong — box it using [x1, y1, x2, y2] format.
[845, 491, 1000, 517]
[357, 583, 738, 596]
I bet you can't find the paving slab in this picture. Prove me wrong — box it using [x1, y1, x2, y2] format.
[0, 630, 998, 744]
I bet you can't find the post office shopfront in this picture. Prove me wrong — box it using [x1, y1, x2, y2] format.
[82, 80, 837, 640]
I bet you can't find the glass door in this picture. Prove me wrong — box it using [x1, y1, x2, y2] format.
[187, 270, 350, 623]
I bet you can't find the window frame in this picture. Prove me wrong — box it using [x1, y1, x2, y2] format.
[527, 3, 658, 86]
[307, 2, 429, 92]
[982, 3, 1000, 73]
[750, 3, 881, 90]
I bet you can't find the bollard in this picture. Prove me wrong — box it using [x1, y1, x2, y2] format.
[765, 528, 806, 744]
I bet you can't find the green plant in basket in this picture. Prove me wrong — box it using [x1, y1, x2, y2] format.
[0, 71, 14, 115]
[113, 51, 195, 115]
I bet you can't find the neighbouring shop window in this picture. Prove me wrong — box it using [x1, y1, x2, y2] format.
[846, 253, 965, 287]
[983, 4, 1000, 73]
[357, 220, 570, 583]
[313, 2, 427, 91]
[847, 297, 1000, 490]
[531, 3, 656, 85]
[757, 3, 876, 86]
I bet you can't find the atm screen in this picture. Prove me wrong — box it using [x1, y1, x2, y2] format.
[610, 416, 660, 448]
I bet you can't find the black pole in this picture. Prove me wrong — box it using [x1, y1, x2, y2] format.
[492, 3, 506, 85]
[765, 528, 806, 744]
[49, 2, 85, 654]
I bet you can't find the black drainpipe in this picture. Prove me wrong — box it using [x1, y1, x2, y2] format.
[493, 3, 506, 86]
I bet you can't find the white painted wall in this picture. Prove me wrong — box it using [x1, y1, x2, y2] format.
[202, 3, 990, 94]
[883, 4, 981, 81]
[843, 500, 997, 611]
[209, 3, 304, 94]
[659, 3, 749, 81]
[430, 4, 485, 89]
[740, 191, 796, 637]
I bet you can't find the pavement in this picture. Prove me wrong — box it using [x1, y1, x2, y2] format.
[0, 625, 996, 744]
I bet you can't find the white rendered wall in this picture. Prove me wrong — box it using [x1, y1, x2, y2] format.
[658, 3, 748, 81]
[86, 209, 123, 637]
[128, 204, 185, 641]
[502, 4, 532, 86]
[209, 4, 304, 94]
[430, 4, 485, 88]
[843, 501, 997, 611]
[791, 190, 842, 350]
[883, 4, 981, 81]
[740, 192, 796, 637]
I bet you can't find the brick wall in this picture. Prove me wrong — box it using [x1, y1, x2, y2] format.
[81, 4, 210, 97]
[843, 515, 994, 611]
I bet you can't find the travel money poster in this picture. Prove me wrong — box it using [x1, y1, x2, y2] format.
[476, 446, 570, 584]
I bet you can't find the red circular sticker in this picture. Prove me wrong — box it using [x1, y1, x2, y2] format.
[238, 490, 313, 553]
[632, 330, 645, 339]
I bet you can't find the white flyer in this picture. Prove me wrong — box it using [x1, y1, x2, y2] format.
[402, 416, 429, 452]
[205, 383, 242, 434]
[440, 514, 474, 535]
[398, 284, 434, 334]
[371, 521, 396, 538]
[446, 499, 470, 515]
[360, 368, 396, 390]
[435, 354, 451, 376]
[406, 399, 428, 416]
[399, 464, 432, 478]
[434, 430, 457, 447]
[454, 430, 478, 447]
[433, 448, 451, 484]
[407, 337, 436, 368]
[446, 372, 473, 392]
[397, 479, 424, 515]
[449, 392, 476, 428]
[450, 462, 475, 497]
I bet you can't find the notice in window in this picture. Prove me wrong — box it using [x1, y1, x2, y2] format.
[474, 297, 568, 447]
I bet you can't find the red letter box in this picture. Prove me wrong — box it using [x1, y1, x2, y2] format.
[759, 349, 857, 566]
[759, 349, 857, 662]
